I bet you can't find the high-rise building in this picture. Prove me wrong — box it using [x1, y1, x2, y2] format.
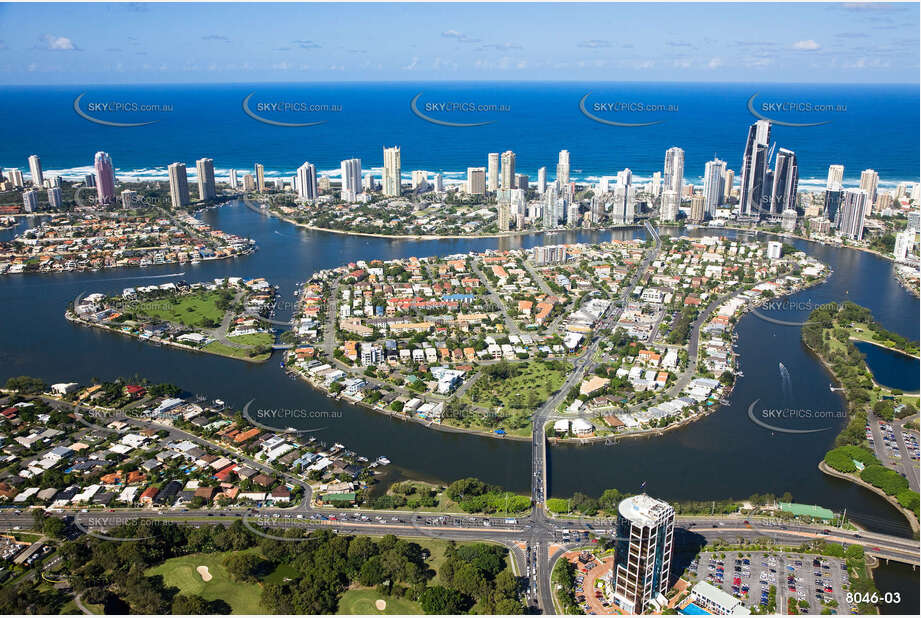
[516, 174, 529, 192]
[500, 150, 516, 190]
[875, 192, 893, 212]
[254, 163, 265, 192]
[610, 494, 675, 615]
[228, 168, 238, 190]
[363, 172, 376, 191]
[557, 149, 570, 185]
[611, 185, 636, 225]
[836, 188, 869, 240]
[689, 195, 706, 223]
[242, 173, 255, 192]
[121, 189, 139, 209]
[702, 158, 726, 216]
[383, 146, 401, 197]
[296, 162, 318, 200]
[661, 190, 680, 222]
[195, 157, 216, 201]
[28, 154, 43, 188]
[94, 151, 116, 205]
[340, 158, 362, 201]
[47, 187, 62, 210]
[497, 201, 510, 232]
[663, 147, 684, 196]
[83, 173, 95, 188]
[9, 168, 24, 188]
[168, 162, 190, 208]
[824, 189, 843, 223]
[826, 164, 844, 191]
[859, 169, 879, 206]
[411, 170, 428, 191]
[738, 120, 772, 217]
[781, 208, 798, 232]
[770, 148, 798, 215]
[487, 153, 500, 192]
[466, 167, 486, 195]
[51, 175, 62, 189]
[723, 169, 734, 202]
[537, 167, 547, 194]
[650, 171, 662, 197]
[433, 173, 444, 193]
[22, 189, 40, 213]
[616, 168, 633, 188]
[893, 230, 914, 261]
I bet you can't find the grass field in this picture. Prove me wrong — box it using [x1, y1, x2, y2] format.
[203, 341, 271, 362]
[465, 360, 569, 410]
[145, 551, 263, 615]
[132, 291, 229, 328]
[336, 588, 422, 615]
[262, 563, 298, 586]
[226, 331, 275, 347]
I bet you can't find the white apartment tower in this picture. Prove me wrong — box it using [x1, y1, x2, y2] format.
[383, 146, 401, 197]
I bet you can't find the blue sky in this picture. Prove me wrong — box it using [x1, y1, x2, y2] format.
[0, 2, 918, 84]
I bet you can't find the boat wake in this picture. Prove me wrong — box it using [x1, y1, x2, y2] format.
[779, 361, 793, 401]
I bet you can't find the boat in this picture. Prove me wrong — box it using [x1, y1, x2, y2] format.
[376, 456, 391, 465]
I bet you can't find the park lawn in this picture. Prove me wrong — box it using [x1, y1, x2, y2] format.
[336, 588, 422, 615]
[132, 291, 229, 328]
[203, 341, 271, 362]
[848, 323, 920, 357]
[261, 562, 298, 585]
[465, 360, 569, 411]
[226, 331, 275, 347]
[145, 551, 263, 615]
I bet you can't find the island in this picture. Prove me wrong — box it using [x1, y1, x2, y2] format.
[281, 235, 829, 441]
[66, 277, 279, 362]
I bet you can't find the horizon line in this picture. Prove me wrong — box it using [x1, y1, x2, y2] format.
[2, 78, 919, 88]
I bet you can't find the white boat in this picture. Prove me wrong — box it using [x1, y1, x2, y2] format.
[376, 456, 391, 466]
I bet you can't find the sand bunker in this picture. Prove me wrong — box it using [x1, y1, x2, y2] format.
[375, 599, 387, 611]
[196, 565, 213, 582]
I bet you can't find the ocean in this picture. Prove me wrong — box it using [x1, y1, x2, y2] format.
[0, 81, 918, 188]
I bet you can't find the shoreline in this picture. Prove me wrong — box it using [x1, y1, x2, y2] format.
[818, 460, 919, 535]
[65, 312, 271, 365]
[0, 248, 256, 277]
[266, 208, 644, 240]
[287, 367, 533, 442]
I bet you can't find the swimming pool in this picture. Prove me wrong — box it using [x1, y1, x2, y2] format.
[680, 602, 710, 615]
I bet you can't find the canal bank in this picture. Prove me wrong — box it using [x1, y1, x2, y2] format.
[0, 203, 917, 538]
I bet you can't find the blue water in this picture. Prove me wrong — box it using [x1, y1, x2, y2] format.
[680, 602, 710, 615]
[854, 340, 920, 392]
[0, 82, 918, 186]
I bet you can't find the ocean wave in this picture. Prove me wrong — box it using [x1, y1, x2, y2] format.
[9, 164, 918, 191]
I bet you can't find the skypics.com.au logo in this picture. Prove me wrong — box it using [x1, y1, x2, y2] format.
[242, 92, 342, 127]
[579, 92, 677, 127]
[410, 92, 511, 127]
[74, 92, 174, 127]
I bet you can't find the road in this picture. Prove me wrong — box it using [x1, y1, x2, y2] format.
[526, 223, 663, 612]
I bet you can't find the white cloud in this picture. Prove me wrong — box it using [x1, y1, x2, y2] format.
[792, 39, 821, 51]
[403, 57, 419, 71]
[441, 30, 480, 43]
[40, 34, 78, 51]
[707, 57, 723, 69]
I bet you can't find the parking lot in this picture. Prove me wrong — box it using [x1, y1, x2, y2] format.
[687, 550, 855, 615]
[867, 415, 920, 491]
